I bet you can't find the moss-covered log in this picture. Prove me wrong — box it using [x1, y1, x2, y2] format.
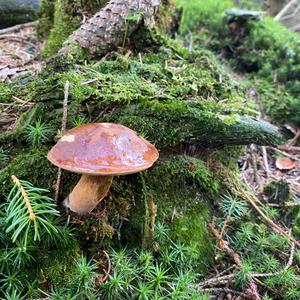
[0, 0, 39, 28]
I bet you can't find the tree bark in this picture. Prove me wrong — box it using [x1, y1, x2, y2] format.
[0, 0, 39, 28]
[60, 0, 161, 57]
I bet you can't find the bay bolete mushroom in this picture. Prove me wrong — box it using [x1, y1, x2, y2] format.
[47, 123, 159, 214]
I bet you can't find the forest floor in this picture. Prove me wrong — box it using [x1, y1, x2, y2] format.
[0, 22, 41, 133]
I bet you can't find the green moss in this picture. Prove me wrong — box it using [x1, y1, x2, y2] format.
[252, 78, 299, 125]
[40, 0, 107, 57]
[172, 204, 213, 272]
[133, 156, 218, 271]
[36, 0, 55, 39]
[0, 147, 57, 197]
[178, 0, 300, 125]
[0, 83, 12, 103]
[177, 0, 234, 33]
[41, 0, 82, 57]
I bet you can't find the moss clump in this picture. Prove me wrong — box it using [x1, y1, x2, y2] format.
[36, 0, 55, 39]
[0, 83, 13, 103]
[132, 156, 219, 271]
[172, 204, 213, 272]
[252, 78, 300, 125]
[0, 147, 57, 197]
[263, 180, 290, 203]
[178, 0, 300, 125]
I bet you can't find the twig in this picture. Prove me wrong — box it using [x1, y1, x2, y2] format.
[268, 146, 298, 160]
[208, 224, 261, 300]
[200, 287, 252, 299]
[232, 179, 300, 248]
[275, 0, 299, 20]
[196, 239, 296, 288]
[11, 175, 36, 221]
[277, 145, 300, 153]
[0, 21, 37, 35]
[249, 145, 260, 188]
[261, 146, 270, 177]
[277, 3, 300, 21]
[54, 81, 70, 203]
[12, 95, 33, 106]
[101, 250, 112, 283]
[209, 224, 243, 267]
[288, 130, 300, 146]
[267, 202, 300, 208]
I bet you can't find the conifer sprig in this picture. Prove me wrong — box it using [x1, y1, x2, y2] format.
[4, 176, 60, 246]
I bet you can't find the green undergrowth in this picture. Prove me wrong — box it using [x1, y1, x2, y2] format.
[0, 154, 221, 297]
[1, 46, 241, 293]
[177, 0, 300, 125]
[0, 176, 212, 299]
[0, 10, 292, 297]
[212, 193, 300, 299]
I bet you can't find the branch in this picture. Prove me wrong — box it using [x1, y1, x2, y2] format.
[0, 21, 37, 36]
[274, 0, 299, 20]
[208, 224, 261, 299]
[234, 186, 300, 248]
[11, 175, 36, 221]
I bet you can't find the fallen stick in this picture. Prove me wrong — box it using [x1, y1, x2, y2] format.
[209, 224, 261, 300]
[54, 81, 69, 203]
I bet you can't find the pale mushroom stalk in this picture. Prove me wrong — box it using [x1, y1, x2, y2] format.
[65, 175, 113, 214]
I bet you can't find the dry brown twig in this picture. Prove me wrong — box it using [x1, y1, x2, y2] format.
[208, 224, 261, 300]
[261, 146, 270, 177]
[232, 175, 300, 248]
[201, 287, 252, 299]
[54, 81, 70, 203]
[195, 227, 297, 298]
[249, 145, 260, 188]
[0, 35, 36, 48]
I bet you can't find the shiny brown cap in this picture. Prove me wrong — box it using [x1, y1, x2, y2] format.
[47, 123, 159, 175]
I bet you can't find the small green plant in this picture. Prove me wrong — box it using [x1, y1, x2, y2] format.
[220, 194, 248, 220]
[98, 229, 201, 299]
[71, 116, 88, 127]
[25, 119, 52, 146]
[4, 177, 60, 247]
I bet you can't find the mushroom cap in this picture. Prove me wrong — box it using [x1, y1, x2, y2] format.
[47, 123, 159, 175]
[275, 157, 295, 170]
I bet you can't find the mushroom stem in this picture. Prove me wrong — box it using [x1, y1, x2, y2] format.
[66, 174, 113, 214]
